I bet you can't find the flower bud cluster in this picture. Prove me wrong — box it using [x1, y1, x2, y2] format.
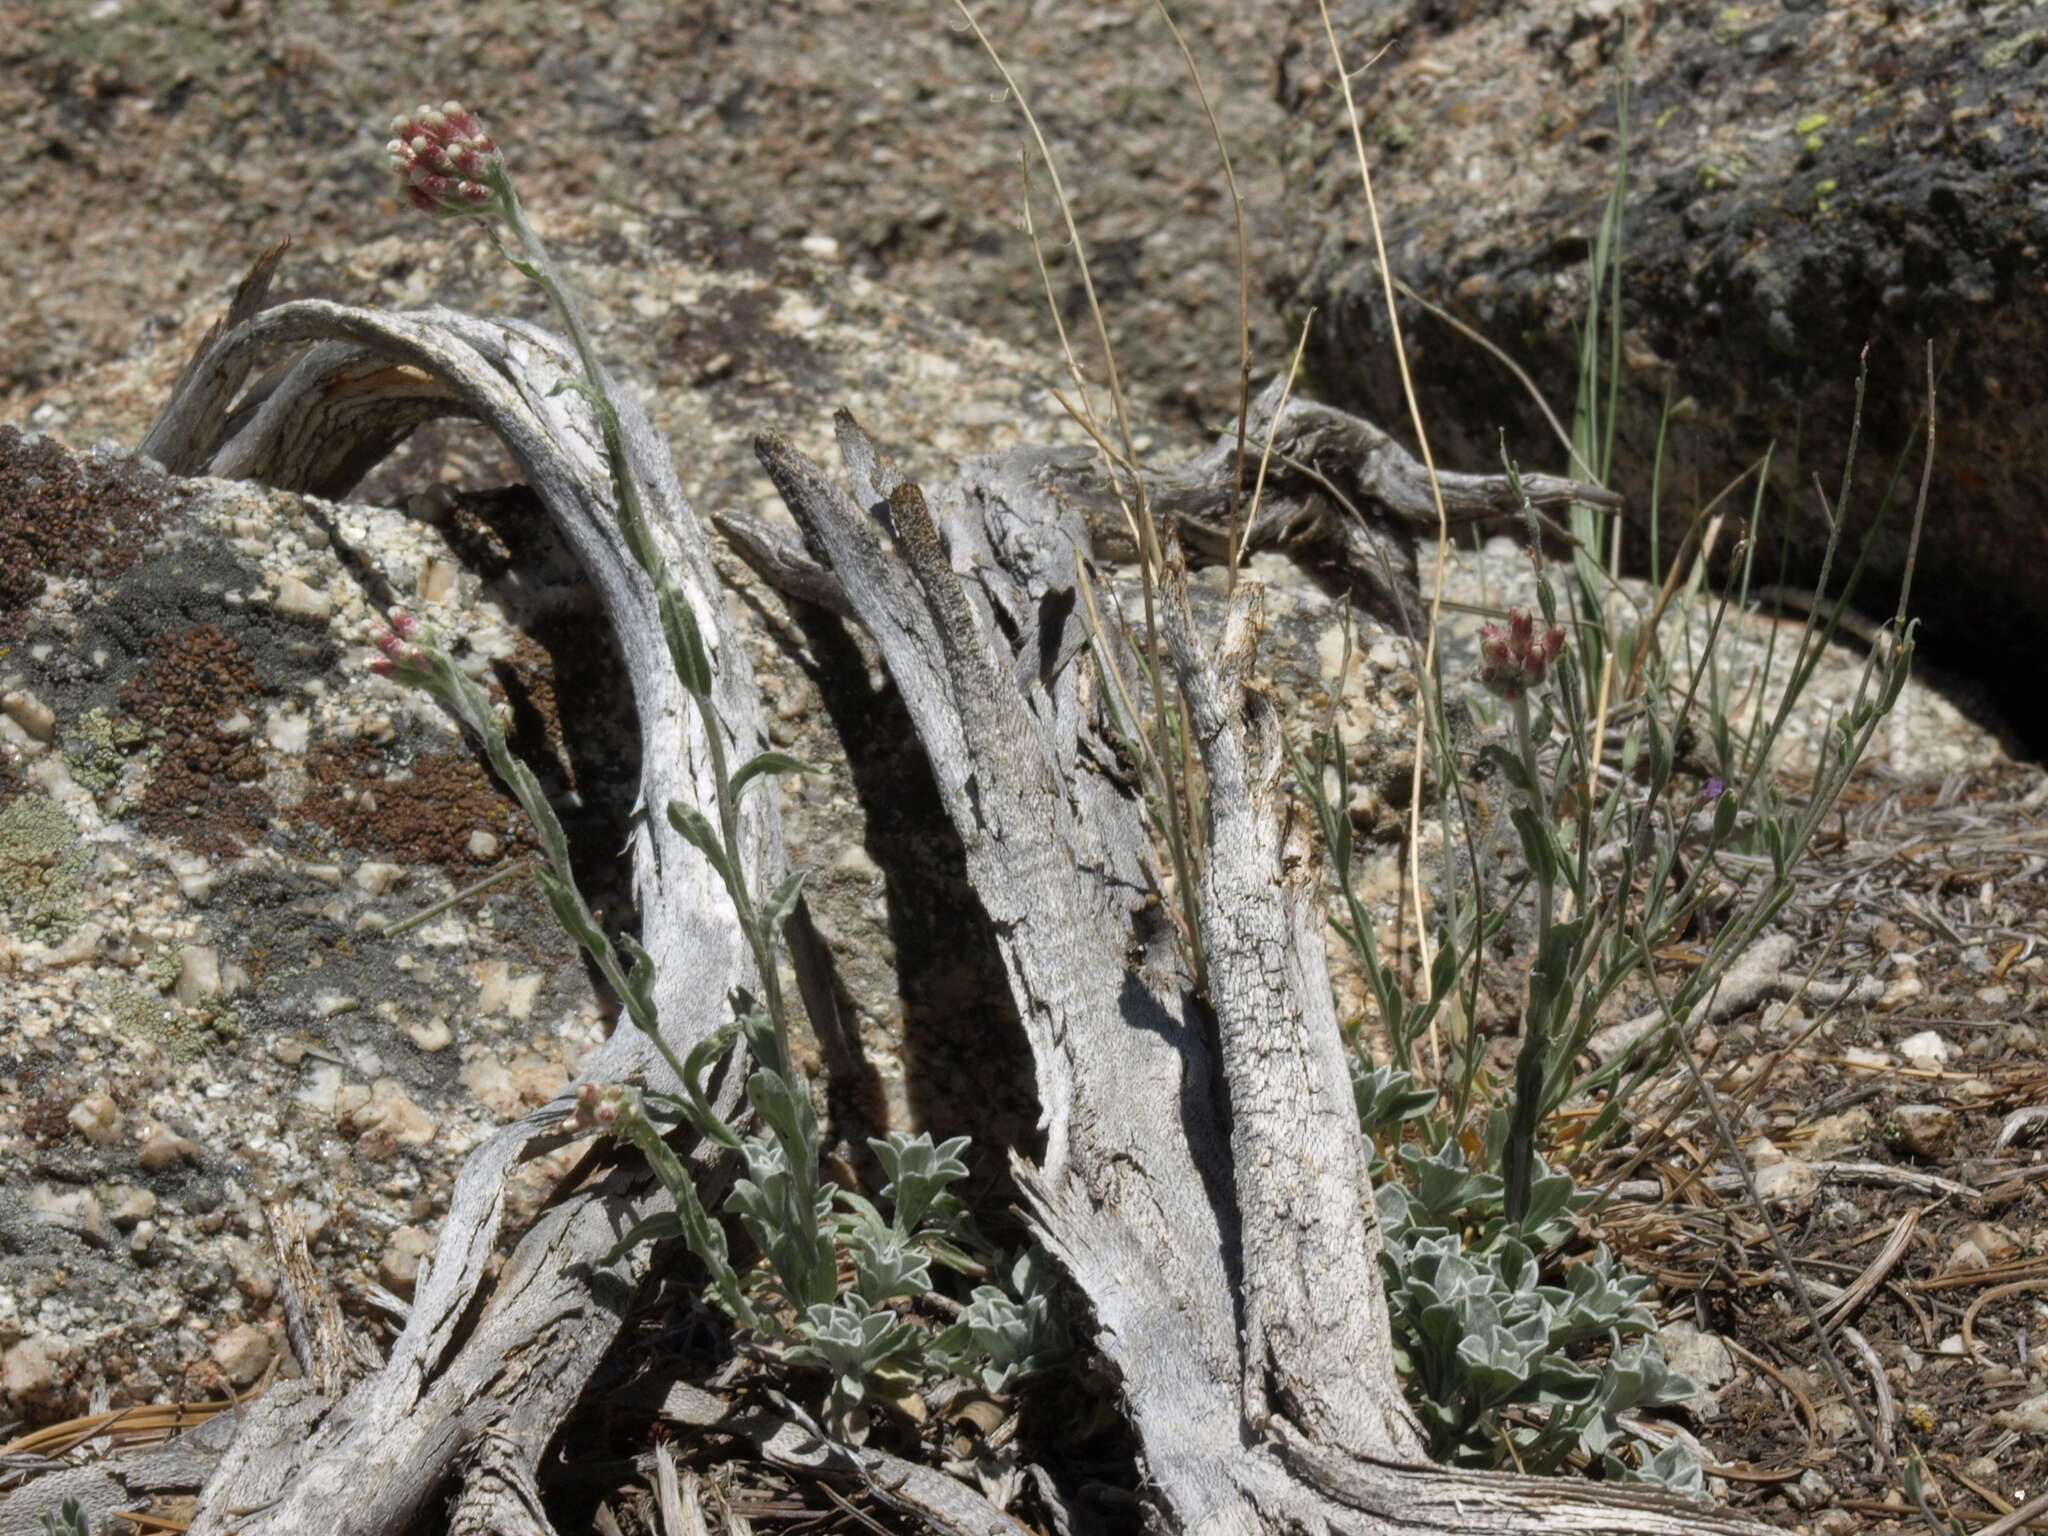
[367, 610, 427, 679]
[565, 1081, 644, 1137]
[1478, 608, 1567, 699]
[387, 101, 501, 215]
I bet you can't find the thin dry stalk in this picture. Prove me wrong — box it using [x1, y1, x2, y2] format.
[1895, 340, 1936, 629]
[1816, 1211, 1921, 1335]
[1622, 454, 1763, 699]
[1314, 1, 1453, 1032]
[1587, 634, 1619, 810]
[1971, 1487, 2048, 1536]
[1962, 1278, 2048, 1365]
[1148, 0, 1254, 592]
[1391, 274, 1591, 480]
[1020, 158, 1107, 466]
[963, 0, 1206, 987]
[1840, 1327, 1896, 1450]
[1235, 312, 1313, 571]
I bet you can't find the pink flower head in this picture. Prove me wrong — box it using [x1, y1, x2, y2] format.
[1478, 607, 1567, 699]
[386, 100, 503, 216]
[565, 1082, 643, 1137]
[366, 612, 428, 679]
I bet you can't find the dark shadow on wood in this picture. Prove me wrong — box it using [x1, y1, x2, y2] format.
[765, 595, 1042, 1215]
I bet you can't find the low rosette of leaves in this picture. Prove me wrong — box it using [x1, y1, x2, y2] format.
[1353, 1059, 1436, 1144]
[1373, 1122, 1697, 1489]
[1352, 1063, 1698, 1490]
[934, 1249, 1069, 1397]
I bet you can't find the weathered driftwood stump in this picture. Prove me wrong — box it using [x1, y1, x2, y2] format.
[73, 262, 1774, 1535]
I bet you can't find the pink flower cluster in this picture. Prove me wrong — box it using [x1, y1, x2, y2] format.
[387, 101, 501, 215]
[1478, 608, 1567, 699]
[367, 610, 425, 678]
[565, 1082, 643, 1136]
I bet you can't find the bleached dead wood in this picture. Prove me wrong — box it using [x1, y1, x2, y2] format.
[945, 378, 1621, 626]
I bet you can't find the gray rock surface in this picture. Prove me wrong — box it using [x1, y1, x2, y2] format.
[1279, 0, 2048, 746]
[1, 0, 1288, 440]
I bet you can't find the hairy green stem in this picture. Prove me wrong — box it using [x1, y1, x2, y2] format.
[1502, 690, 1552, 1227]
[494, 166, 801, 1067]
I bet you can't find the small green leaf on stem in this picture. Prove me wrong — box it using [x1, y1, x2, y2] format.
[667, 799, 737, 891]
[730, 750, 821, 801]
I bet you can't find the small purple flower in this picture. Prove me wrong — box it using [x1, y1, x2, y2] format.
[386, 101, 503, 216]
[1478, 608, 1567, 700]
[1702, 777, 1727, 801]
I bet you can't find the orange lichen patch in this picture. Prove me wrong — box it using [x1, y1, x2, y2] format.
[122, 625, 274, 858]
[0, 427, 180, 638]
[300, 740, 530, 873]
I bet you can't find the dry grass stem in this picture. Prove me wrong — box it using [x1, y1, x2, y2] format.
[961, 0, 1206, 986]
[1146, 0, 1254, 592]
[1896, 339, 1936, 630]
[1235, 311, 1313, 571]
[1314, 0, 1453, 1029]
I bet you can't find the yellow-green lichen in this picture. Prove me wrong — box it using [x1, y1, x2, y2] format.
[66, 710, 121, 794]
[1794, 112, 1831, 136]
[1981, 29, 2043, 68]
[1375, 110, 1418, 153]
[102, 980, 207, 1058]
[148, 940, 185, 994]
[1814, 177, 1838, 214]
[100, 976, 238, 1057]
[0, 793, 89, 943]
[64, 708, 149, 802]
[1711, 7, 1746, 46]
[198, 1003, 243, 1042]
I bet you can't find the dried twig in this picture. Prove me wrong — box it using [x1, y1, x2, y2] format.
[1812, 1209, 1922, 1334]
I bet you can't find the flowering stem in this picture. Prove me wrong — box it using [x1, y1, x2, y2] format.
[421, 635, 700, 1091]
[384, 103, 840, 1349]
[481, 160, 795, 1070]
[492, 170, 610, 403]
[1512, 692, 1552, 960]
[482, 163, 819, 1287]
[1502, 688, 1554, 1228]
